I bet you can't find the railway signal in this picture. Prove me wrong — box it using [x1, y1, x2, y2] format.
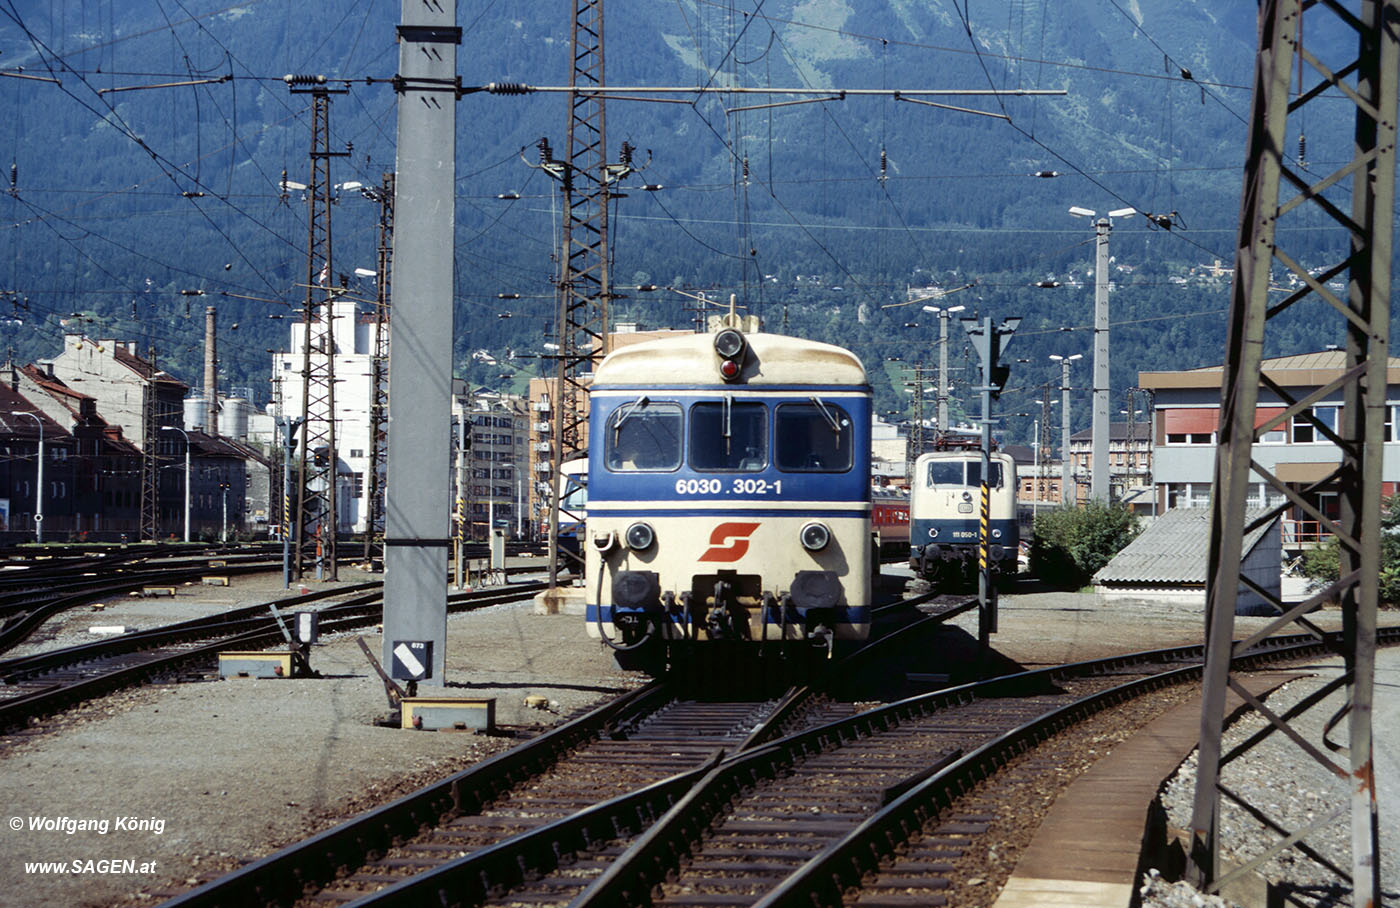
[962, 315, 1021, 653]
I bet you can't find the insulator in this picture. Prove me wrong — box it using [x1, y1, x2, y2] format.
[742, 155, 750, 184]
[487, 81, 531, 95]
[1298, 134, 1306, 164]
[283, 73, 325, 85]
[537, 137, 553, 164]
[879, 148, 887, 178]
[8, 162, 14, 192]
[620, 141, 634, 165]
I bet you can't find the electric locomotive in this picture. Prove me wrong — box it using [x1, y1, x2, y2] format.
[584, 317, 873, 663]
[908, 443, 1019, 588]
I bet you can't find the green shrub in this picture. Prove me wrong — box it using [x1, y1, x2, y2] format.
[1030, 501, 1141, 589]
[1297, 501, 1400, 607]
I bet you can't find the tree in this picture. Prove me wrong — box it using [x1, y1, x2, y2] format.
[1030, 501, 1141, 589]
[1298, 496, 1400, 607]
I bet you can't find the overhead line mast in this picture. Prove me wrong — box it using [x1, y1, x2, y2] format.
[533, 0, 639, 596]
[1188, 1, 1397, 902]
[363, 172, 393, 567]
[287, 75, 349, 582]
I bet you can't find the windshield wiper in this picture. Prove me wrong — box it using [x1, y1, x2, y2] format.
[809, 396, 841, 435]
[611, 395, 650, 442]
[722, 394, 733, 454]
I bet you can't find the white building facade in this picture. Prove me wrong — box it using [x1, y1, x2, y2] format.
[271, 299, 378, 535]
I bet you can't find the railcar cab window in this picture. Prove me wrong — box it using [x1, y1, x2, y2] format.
[925, 460, 1003, 488]
[605, 398, 683, 471]
[690, 399, 768, 471]
[775, 399, 853, 472]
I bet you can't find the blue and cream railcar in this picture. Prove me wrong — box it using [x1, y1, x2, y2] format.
[585, 324, 873, 656]
[908, 448, 1019, 586]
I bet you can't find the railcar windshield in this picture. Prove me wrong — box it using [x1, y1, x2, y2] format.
[968, 460, 1004, 488]
[689, 400, 767, 471]
[775, 400, 853, 472]
[605, 399, 683, 471]
[561, 477, 587, 511]
[925, 458, 1003, 488]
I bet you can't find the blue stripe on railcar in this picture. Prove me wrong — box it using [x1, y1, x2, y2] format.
[911, 518, 1019, 546]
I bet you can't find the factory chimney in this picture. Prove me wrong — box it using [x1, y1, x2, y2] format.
[204, 306, 218, 431]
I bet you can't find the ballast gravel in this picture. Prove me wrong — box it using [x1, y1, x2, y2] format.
[0, 568, 1390, 907]
[1144, 655, 1400, 908]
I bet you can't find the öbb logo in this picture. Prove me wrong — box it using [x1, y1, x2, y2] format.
[698, 522, 761, 562]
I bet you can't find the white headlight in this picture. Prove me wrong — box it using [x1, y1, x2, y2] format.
[800, 521, 831, 552]
[625, 521, 655, 551]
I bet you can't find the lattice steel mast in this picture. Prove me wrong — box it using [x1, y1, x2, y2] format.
[289, 78, 349, 581]
[363, 172, 394, 565]
[1189, 2, 1396, 902]
[539, 0, 636, 590]
[139, 352, 159, 541]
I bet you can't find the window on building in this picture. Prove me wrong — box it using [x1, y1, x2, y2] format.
[351, 473, 364, 496]
[1175, 483, 1211, 508]
[1166, 432, 1214, 445]
[1292, 405, 1339, 443]
[349, 448, 364, 458]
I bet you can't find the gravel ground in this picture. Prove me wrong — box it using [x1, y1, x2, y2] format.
[0, 569, 645, 908]
[1147, 651, 1400, 908]
[0, 568, 1390, 908]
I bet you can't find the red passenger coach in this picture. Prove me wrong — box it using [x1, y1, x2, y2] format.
[871, 490, 911, 560]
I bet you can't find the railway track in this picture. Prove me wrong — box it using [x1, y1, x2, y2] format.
[0, 545, 551, 657]
[152, 621, 1399, 908]
[0, 580, 548, 736]
[0, 552, 304, 655]
[138, 595, 973, 907]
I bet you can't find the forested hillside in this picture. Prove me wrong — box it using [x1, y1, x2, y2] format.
[0, 1, 1377, 445]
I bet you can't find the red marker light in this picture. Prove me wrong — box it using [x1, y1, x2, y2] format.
[719, 359, 741, 380]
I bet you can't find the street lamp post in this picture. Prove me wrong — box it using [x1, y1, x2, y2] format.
[10, 412, 43, 543]
[1068, 205, 1134, 502]
[1049, 354, 1082, 504]
[160, 425, 191, 542]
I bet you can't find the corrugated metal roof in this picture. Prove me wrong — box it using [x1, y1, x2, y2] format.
[1092, 507, 1276, 585]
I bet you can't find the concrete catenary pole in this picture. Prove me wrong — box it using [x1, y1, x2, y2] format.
[1090, 218, 1110, 502]
[1050, 354, 1080, 504]
[937, 310, 951, 433]
[381, 0, 456, 686]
